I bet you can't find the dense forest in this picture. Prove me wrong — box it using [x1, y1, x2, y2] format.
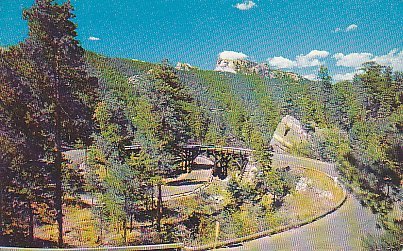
[0, 0, 401, 250]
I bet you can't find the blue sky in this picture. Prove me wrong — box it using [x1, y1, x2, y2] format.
[1, 0, 402, 80]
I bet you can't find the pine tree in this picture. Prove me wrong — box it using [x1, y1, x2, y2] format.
[134, 63, 193, 232]
[359, 62, 400, 118]
[255, 145, 291, 207]
[318, 65, 333, 121]
[21, 0, 98, 246]
[90, 97, 140, 244]
[0, 46, 53, 244]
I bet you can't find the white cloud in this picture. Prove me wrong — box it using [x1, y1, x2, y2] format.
[373, 49, 403, 71]
[268, 50, 330, 69]
[333, 71, 362, 81]
[88, 36, 100, 41]
[333, 24, 358, 33]
[267, 56, 295, 68]
[333, 49, 403, 81]
[218, 51, 248, 60]
[346, 24, 358, 32]
[295, 50, 330, 67]
[333, 27, 341, 33]
[333, 52, 373, 68]
[234, 1, 256, 10]
[333, 49, 403, 71]
[303, 74, 317, 81]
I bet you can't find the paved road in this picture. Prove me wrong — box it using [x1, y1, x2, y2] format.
[160, 156, 213, 200]
[218, 153, 381, 251]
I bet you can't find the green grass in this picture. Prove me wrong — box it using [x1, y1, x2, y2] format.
[277, 167, 345, 226]
[36, 206, 98, 247]
[301, 168, 344, 203]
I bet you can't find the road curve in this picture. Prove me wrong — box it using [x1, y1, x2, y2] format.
[217, 153, 381, 251]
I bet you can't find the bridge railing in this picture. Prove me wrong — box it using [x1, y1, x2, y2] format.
[125, 144, 254, 154]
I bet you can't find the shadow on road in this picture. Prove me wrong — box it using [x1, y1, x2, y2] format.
[166, 179, 205, 186]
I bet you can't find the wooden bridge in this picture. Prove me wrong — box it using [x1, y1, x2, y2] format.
[125, 144, 253, 179]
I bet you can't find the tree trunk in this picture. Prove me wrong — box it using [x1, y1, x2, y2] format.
[151, 188, 154, 211]
[54, 102, 63, 247]
[123, 219, 127, 244]
[100, 207, 103, 244]
[130, 213, 133, 232]
[145, 194, 149, 211]
[156, 183, 162, 232]
[53, 52, 64, 247]
[28, 201, 34, 242]
[123, 196, 127, 244]
[55, 147, 63, 247]
[0, 182, 3, 234]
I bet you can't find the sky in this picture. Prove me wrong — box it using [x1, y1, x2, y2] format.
[0, 0, 402, 81]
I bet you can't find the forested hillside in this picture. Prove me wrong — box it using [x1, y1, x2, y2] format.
[86, 53, 402, 249]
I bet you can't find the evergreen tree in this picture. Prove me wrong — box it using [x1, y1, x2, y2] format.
[134, 63, 193, 232]
[20, 0, 98, 246]
[255, 145, 292, 207]
[89, 97, 141, 244]
[359, 62, 400, 118]
[0, 47, 55, 244]
[317, 65, 333, 121]
[318, 66, 332, 100]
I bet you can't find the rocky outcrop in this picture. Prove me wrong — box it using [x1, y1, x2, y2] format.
[270, 115, 310, 153]
[175, 62, 197, 71]
[215, 58, 254, 73]
[269, 70, 301, 81]
[214, 56, 301, 81]
[0, 46, 9, 52]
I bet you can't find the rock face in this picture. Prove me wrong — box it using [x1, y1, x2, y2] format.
[270, 115, 310, 153]
[0, 46, 9, 52]
[214, 56, 273, 76]
[215, 58, 257, 74]
[269, 70, 301, 81]
[214, 56, 301, 81]
[175, 62, 197, 71]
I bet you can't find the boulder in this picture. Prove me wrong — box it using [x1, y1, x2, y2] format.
[270, 115, 310, 153]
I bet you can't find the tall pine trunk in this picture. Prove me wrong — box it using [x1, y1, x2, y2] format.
[28, 201, 34, 242]
[130, 213, 133, 232]
[151, 187, 154, 211]
[0, 183, 3, 235]
[54, 101, 63, 247]
[55, 147, 63, 247]
[156, 183, 162, 232]
[123, 196, 127, 244]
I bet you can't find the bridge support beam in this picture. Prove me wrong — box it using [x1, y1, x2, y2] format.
[208, 152, 232, 180]
[237, 155, 249, 172]
[181, 148, 200, 173]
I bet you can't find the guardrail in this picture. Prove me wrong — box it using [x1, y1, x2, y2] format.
[0, 243, 184, 251]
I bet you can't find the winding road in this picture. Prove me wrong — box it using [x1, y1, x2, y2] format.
[218, 153, 381, 251]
